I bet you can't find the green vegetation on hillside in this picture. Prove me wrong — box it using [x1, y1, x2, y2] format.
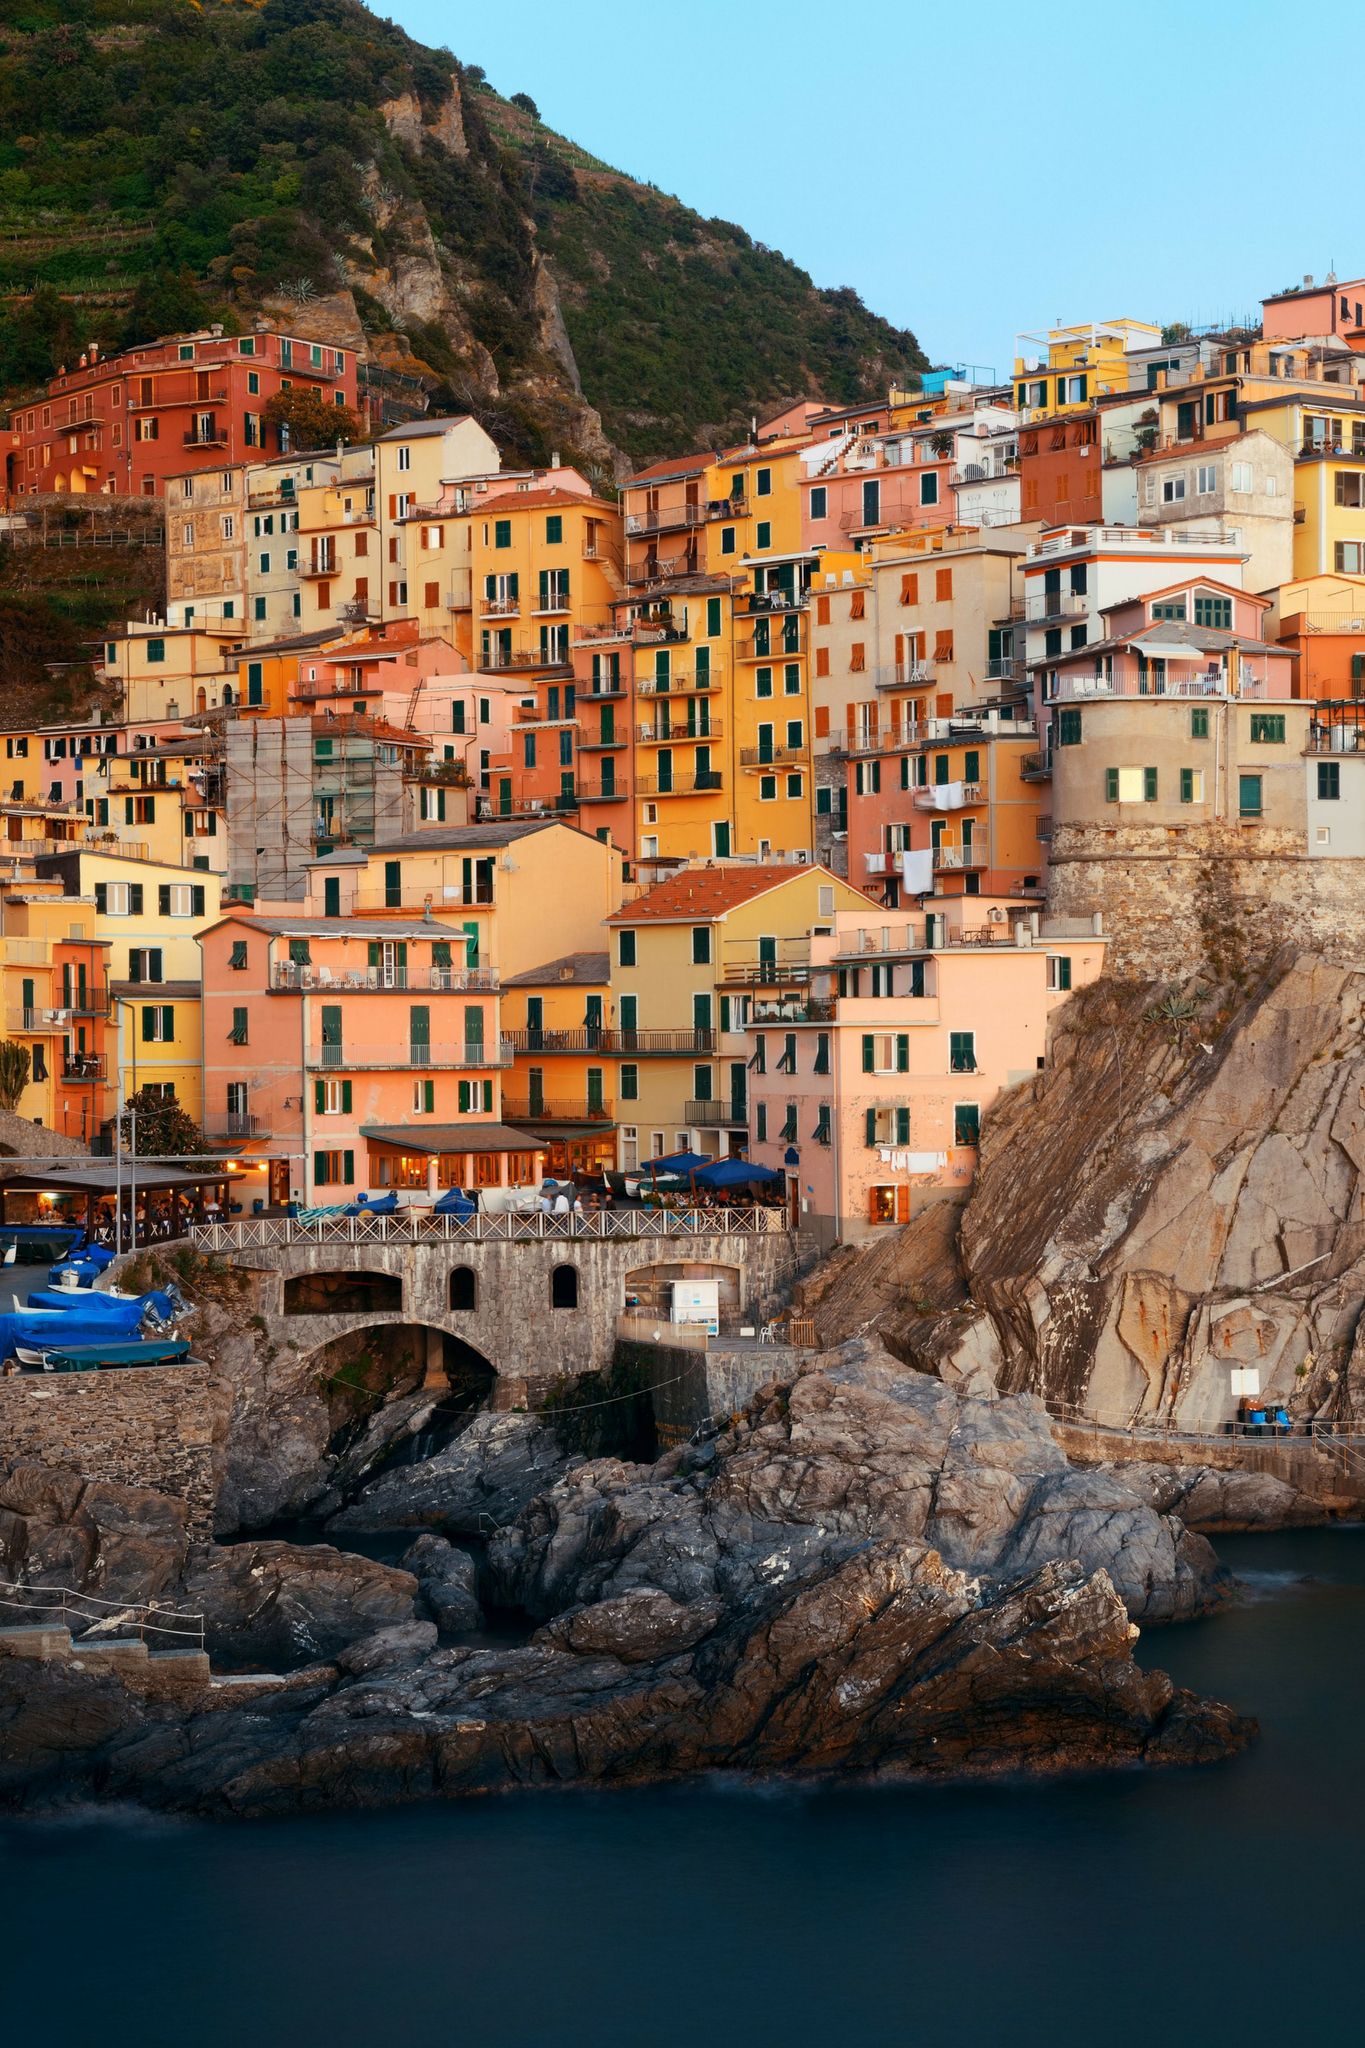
[0, 0, 926, 458]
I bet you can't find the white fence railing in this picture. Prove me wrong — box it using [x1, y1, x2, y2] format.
[193, 1207, 789, 1252]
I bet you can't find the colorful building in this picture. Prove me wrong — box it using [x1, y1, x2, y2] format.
[745, 899, 1106, 1249]
[6, 325, 358, 498]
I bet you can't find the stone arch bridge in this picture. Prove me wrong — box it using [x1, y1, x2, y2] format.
[193, 1208, 807, 1406]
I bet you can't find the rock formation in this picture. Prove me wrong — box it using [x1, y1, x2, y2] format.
[805, 955, 1365, 1469]
[0, 1346, 1252, 1815]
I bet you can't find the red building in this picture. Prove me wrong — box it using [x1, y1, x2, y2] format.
[6, 325, 359, 498]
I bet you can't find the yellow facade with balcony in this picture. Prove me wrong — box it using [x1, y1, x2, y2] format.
[1013, 319, 1161, 417]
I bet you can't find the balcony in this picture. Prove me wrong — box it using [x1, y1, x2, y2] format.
[735, 629, 804, 662]
[913, 782, 982, 811]
[636, 668, 722, 694]
[985, 658, 1024, 683]
[182, 426, 229, 447]
[247, 487, 298, 509]
[1020, 751, 1053, 781]
[306, 1040, 516, 1070]
[624, 557, 698, 587]
[582, 678, 628, 699]
[745, 591, 808, 614]
[577, 730, 628, 751]
[299, 556, 340, 580]
[271, 963, 499, 993]
[6, 1006, 71, 1032]
[61, 1056, 104, 1081]
[1056, 662, 1289, 702]
[1024, 591, 1087, 624]
[530, 597, 572, 616]
[477, 646, 573, 674]
[750, 996, 836, 1024]
[933, 846, 986, 871]
[480, 597, 521, 617]
[204, 1112, 271, 1139]
[739, 744, 808, 770]
[625, 505, 707, 535]
[503, 1097, 615, 1124]
[504, 1028, 716, 1056]
[635, 772, 723, 796]
[685, 1100, 747, 1126]
[639, 719, 721, 743]
[475, 793, 580, 818]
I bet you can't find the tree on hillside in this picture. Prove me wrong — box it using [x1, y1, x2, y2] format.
[119, 1088, 208, 1159]
[263, 387, 363, 450]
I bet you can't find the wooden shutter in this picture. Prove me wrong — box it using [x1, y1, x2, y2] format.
[935, 693, 953, 716]
[896, 1185, 912, 1223]
[850, 591, 865, 619]
[850, 643, 865, 672]
[935, 569, 952, 601]
[816, 594, 830, 624]
[901, 573, 917, 605]
[425, 582, 439, 607]
[814, 706, 830, 736]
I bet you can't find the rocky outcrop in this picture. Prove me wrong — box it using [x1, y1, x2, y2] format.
[0, 1352, 1252, 1815]
[806, 956, 1365, 1470]
[180, 1544, 419, 1669]
[327, 1411, 570, 1538]
[400, 1535, 483, 1633]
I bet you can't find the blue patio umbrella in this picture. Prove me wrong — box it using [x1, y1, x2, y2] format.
[692, 1157, 784, 1189]
[652, 1150, 711, 1174]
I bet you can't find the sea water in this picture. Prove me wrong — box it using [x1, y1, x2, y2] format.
[4, 1528, 1362, 2048]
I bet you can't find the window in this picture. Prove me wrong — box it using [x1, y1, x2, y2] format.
[706, 597, 722, 636]
[1231, 462, 1253, 494]
[1238, 773, 1263, 818]
[1194, 594, 1232, 630]
[229, 940, 248, 970]
[919, 472, 938, 506]
[551, 1266, 578, 1310]
[1196, 465, 1217, 495]
[1106, 766, 1156, 802]
[760, 775, 777, 800]
[1180, 768, 1205, 803]
[141, 1004, 175, 1043]
[953, 1103, 980, 1147]
[756, 521, 771, 549]
[620, 1064, 639, 1101]
[146, 639, 165, 663]
[618, 929, 636, 968]
[692, 926, 711, 964]
[1057, 708, 1081, 746]
[313, 1150, 355, 1187]
[159, 883, 204, 917]
[810, 486, 827, 520]
[1046, 956, 1071, 992]
[494, 519, 511, 549]
[1191, 707, 1209, 739]
[1318, 761, 1340, 800]
[1162, 476, 1187, 503]
[949, 1031, 976, 1073]
[1250, 713, 1285, 743]
[1335, 543, 1365, 574]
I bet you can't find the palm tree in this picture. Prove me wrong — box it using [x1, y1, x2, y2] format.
[0, 1040, 32, 1114]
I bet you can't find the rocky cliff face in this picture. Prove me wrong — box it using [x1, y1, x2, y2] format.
[807, 952, 1365, 1450]
[0, 1342, 1251, 1816]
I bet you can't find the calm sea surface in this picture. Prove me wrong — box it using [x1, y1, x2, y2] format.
[4, 1527, 1362, 2048]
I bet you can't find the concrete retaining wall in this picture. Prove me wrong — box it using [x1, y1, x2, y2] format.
[1053, 1418, 1365, 1515]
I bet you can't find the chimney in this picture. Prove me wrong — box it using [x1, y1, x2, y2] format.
[550, 450, 560, 468]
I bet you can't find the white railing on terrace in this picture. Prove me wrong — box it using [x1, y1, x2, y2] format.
[1057, 664, 1289, 702]
[1026, 525, 1243, 559]
[193, 1207, 790, 1252]
[271, 964, 499, 993]
[306, 1039, 515, 1070]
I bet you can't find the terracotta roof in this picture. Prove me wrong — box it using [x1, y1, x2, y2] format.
[477, 488, 617, 515]
[502, 951, 610, 987]
[607, 864, 855, 925]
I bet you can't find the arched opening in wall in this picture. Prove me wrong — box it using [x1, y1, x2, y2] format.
[449, 1267, 476, 1311]
[309, 1323, 497, 1486]
[551, 1264, 579, 1309]
[284, 1269, 403, 1315]
[624, 1262, 742, 1332]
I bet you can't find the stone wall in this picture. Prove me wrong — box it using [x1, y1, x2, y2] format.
[241, 1230, 806, 1409]
[1048, 823, 1365, 979]
[0, 1365, 221, 1537]
[0, 1109, 90, 1159]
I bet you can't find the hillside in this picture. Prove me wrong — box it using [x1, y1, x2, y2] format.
[0, 0, 929, 472]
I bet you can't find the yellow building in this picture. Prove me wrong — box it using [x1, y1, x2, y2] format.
[604, 860, 873, 1169]
[471, 483, 622, 675]
[102, 620, 242, 723]
[91, 733, 227, 875]
[500, 948, 616, 1177]
[0, 868, 111, 1142]
[294, 464, 379, 640]
[1013, 319, 1162, 417]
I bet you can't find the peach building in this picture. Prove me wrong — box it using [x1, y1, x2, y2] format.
[744, 898, 1105, 1250]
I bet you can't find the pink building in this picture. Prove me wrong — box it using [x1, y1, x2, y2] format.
[745, 898, 1106, 1250]
[200, 908, 525, 1211]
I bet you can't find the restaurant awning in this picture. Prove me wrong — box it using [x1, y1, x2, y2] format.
[359, 1124, 545, 1154]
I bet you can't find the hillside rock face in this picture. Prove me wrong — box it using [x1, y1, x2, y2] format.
[958, 956, 1365, 1432]
[0, 1349, 1250, 1815]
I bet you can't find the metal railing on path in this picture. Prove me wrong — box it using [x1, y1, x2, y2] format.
[193, 1206, 789, 1252]
[0, 1576, 205, 1648]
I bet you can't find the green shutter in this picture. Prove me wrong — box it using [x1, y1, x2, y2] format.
[706, 596, 721, 636]
[410, 1004, 430, 1044]
[482, 1080, 493, 1113]
[1180, 767, 1193, 802]
[896, 1034, 909, 1072]
[314, 1150, 328, 1186]
[1144, 766, 1158, 801]
[865, 1108, 877, 1147]
[459, 1081, 470, 1113]
[158, 886, 170, 915]
[423, 1079, 434, 1113]
[1191, 707, 1209, 737]
[862, 1034, 875, 1073]
[368, 942, 380, 967]
[141, 1006, 154, 1042]
[192, 886, 205, 916]
[95, 883, 107, 913]
[343, 1150, 354, 1185]
[1106, 767, 1119, 801]
[161, 1006, 174, 1040]
[896, 1106, 910, 1144]
[463, 920, 479, 967]
[125, 798, 134, 824]
[315, 1078, 325, 1113]
[342, 1080, 352, 1114]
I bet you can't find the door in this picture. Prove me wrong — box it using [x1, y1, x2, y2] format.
[862, 478, 881, 527]
[410, 1005, 430, 1065]
[321, 1004, 342, 1067]
[758, 936, 777, 984]
[527, 996, 544, 1050]
[584, 994, 603, 1047]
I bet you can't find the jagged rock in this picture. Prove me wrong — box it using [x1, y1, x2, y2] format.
[1104, 1460, 1326, 1530]
[400, 1534, 483, 1633]
[180, 1543, 418, 1667]
[336, 1621, 438, 1675]
[327, 1411, 570, 1537]
[0, 1355, 1253, 1816]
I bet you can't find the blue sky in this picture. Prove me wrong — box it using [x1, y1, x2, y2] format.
[390, 0, 1337, 377]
